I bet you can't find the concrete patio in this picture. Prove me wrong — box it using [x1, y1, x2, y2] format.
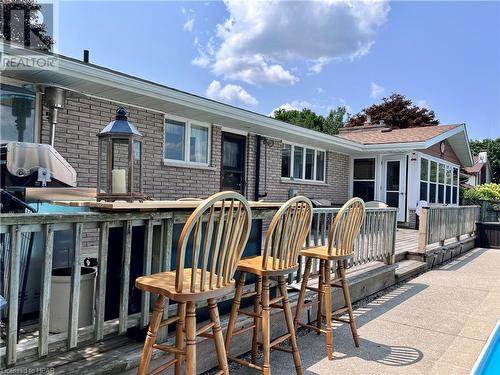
[233, 247, 500, 375]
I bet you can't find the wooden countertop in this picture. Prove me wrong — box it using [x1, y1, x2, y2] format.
[52, 199, 284, 211]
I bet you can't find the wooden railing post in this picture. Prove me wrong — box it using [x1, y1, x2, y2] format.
[418, 207, 429, 253]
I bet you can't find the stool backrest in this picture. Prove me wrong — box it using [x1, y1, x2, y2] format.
[328, 198, 365, 256]
[176, 191, 252, 293]
[262, 196, 313, 270]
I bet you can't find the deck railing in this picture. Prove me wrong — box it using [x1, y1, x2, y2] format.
[417, 205, 480, 252]
[293, 207, 398, 282]
[0, 206, 398, 367]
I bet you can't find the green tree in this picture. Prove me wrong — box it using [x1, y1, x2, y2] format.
[346, 93, 439, 128]
[470, 138, 500, 183]
[1, 0, 54, 50]
[272, 106, 346, 135]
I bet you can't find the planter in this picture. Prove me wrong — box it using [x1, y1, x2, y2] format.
[477, 222, 500, 249]
[49, 267, 96, 333]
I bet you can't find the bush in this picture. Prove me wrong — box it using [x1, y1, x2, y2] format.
[463, 183, 500, 203]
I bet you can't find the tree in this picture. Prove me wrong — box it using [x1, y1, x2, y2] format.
[346, 93, 439, 128]
[1, 0, 54, 50]
[272, 106, 346, 135]
[470, 138, 500, 183]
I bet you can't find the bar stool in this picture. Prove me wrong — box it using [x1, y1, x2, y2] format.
[294, 198, 365, 360]
[135, 192, 252, 375]
[225, 196, 313, 375]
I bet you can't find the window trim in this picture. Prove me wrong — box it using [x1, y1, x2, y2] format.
[281, 141, 326, 183]
[163, 114, 211, 167]
[418, 154, 459, 205]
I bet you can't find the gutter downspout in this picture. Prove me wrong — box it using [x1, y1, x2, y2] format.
[254, 135, 267, 201]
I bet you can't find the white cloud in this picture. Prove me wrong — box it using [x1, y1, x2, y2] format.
[417, 99, 428, 108]
[206, 80, 258, 106]
[339, 98, 352, 114]
[193, 0, 389, 85]
[182, 7, 195, 32]
[370, 82, 385, 99]
[317, 87, 324, 94]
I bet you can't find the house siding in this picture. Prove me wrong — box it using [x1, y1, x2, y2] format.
[419, 140, 461, 165]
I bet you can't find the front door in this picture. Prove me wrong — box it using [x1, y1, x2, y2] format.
[221, 132, 246, 194]
[383, 156, 406, 222]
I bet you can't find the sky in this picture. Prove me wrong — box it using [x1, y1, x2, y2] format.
[55, 0, 500, 140]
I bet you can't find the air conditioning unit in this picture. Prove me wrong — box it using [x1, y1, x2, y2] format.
[478, 151, 488, 163]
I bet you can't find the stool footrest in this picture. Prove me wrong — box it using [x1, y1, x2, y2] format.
[270, 333, 291, 348]
[269, 303, 284, 309]
[269, 296, 284, 305]
[238, 308, 261, 318]
[242, 291, 257, 299]
[272, 345, 293, 354]
[332, 316, 351, 324]
[306, 286, 321, 293]
[149, 358, 178, 375]
[233, 324, 256, 336]
[158, 315, 179, 328]
[227, 355, 263, 371]
[152, 343, 184, 355]
[196, 322, 215, 336]
[332, 306, 349, 315]
[298, 322, 326, 334]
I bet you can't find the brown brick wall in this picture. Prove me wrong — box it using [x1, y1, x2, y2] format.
[41, 96, 222, 200]
[252, 136, 350, 204]
[40, 95, 351, 205]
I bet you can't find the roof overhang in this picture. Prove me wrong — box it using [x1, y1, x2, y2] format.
[0, 43, 362, 154]
[347, 124, 473, 167]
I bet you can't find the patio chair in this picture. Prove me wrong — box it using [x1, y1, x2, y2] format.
[225, 196, 313, 375]
[294, 197, 365, 360]
[135, 191, 252, 375]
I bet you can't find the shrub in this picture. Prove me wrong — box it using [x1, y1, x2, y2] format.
[463, 183, 500, 203]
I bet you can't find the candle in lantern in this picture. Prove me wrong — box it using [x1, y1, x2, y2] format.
[112, 169, 126, 193]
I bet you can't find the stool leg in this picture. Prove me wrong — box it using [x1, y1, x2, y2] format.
[338, 260, 359, 347]
[175, 302, 186, 375]
[138, 295, 165, 375]
[225, 272, 245, 352]
[261, 276, 271, 375]
[294, 257, 312, 330]
[278, 276, 302, 375]
[185, 301, 197, 375]
[316, 260, 325, 334]
[324, 260, 333, 360]
[252, 275, 262, 365]
[208, 298, 229, 374]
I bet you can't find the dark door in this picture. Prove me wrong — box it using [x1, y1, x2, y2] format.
[221, 132, 246, 193]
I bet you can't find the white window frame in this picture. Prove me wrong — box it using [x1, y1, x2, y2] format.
[352, 157, 377, 201]
[281, 142, 326, 183]
[418, 154, 459, 205]
[163, 114, 211, 167]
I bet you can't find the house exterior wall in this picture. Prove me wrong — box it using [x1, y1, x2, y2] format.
[419, 139, 461, 165]
[40, 94, 351, 206]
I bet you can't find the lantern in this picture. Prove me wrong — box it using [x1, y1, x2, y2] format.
[97, 107, 144, 202]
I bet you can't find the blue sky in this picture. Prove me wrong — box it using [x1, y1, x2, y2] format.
[56, 1, 500, 140]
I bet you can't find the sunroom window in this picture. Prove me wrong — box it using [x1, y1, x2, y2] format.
[419, 156, 459, 205]
[281, 143, 326, 182]
[164, 117, 210, 165]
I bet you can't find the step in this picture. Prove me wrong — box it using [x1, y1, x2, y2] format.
[395, 259, 427, 282]
[394, 251, 408, 263]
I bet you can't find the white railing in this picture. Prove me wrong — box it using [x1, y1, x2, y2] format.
[417, 205, 480, 252]
[293, 207, 398, 282]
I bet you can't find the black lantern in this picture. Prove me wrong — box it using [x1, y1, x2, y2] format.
[97, 107, 144, 202]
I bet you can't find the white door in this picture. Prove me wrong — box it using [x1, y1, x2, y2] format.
[383, 156, 406, 222]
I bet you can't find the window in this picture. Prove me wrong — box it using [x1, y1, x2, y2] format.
[164, 117, 210, 165]
[0, 84, 37, 143]
[281, 143, 326, 182]
[281, 144, 291, 178]
[353, 158, 375, 201]
[419, 156, 459, 205]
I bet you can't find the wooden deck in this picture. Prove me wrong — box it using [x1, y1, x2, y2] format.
[394, 228, 419, 254]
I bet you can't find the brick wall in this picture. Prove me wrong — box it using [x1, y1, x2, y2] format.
[251, 136, 350, 204]
[41, 96, 222, 200]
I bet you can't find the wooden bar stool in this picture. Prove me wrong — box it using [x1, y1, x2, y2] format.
[225, 196, 313, 375]
[135, 192, 252, 375]
[294, 198, 365, 360]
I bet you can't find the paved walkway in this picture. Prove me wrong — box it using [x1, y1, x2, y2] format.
[234, 247, 500, 375]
